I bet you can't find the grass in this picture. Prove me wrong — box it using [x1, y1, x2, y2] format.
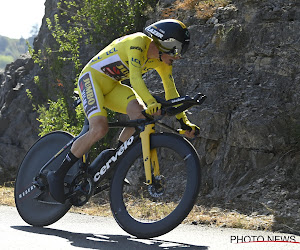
[185, 205, 273, 231]
[1, 183, 274, 231]
[0, 183, 15, 207]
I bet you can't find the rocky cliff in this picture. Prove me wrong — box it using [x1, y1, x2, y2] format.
[0, 0, 299, 233]
[0, 0, 60, 183]
[144, 0, 300, 232]
[0, 54, 39, 182]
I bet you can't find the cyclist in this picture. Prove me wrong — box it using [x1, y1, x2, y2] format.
[47, 19, 200, 203]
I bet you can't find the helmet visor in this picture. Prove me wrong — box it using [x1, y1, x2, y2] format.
[153, 37, 189, 57]
[159, 39, 186, 57]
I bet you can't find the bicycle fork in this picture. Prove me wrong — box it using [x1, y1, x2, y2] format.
[140, 124, 160, 185]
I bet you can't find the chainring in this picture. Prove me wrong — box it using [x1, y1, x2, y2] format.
[69, 173, 94, 207]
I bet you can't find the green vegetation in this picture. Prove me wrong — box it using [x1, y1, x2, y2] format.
[0, 36, 34, 70]
[37, 98, 85, 137]
[0, 55, 14, 69]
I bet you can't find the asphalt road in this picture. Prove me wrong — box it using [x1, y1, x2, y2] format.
[1, 205, 300, 250]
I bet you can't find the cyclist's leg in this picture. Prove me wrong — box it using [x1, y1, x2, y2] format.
[47, 70, 111, 203]
[71, 116, 108, 157]
[121, 98, 146, 142]
[72, 71, 113, 156]
[104, 82, 145, 142]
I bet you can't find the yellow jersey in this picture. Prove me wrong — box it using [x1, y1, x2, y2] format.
[84, 32, 180, 104]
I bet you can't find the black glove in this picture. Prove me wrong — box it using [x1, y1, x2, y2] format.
[176, 112, 200, 135]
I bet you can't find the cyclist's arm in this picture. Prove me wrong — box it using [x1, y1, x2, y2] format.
[155, 63, 180, 100]
[127, 38, 156, 105]
[155, 65, 187, 119]
[156, 64, 199, 134]
[155, 64, 188, 120]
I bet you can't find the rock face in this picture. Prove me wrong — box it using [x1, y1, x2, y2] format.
[0, 54, 39, 183]
[0, 0, 60, 183]
[145, 0, 300, 232]
[177, 0, 300, 197]
[0, 0, 299, 232]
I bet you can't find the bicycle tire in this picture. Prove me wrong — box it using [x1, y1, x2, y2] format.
[14, 131, 79, 226]
[110, 133, 201, 238]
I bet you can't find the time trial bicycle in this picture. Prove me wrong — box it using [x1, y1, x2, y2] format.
[15, 93, 206, 238]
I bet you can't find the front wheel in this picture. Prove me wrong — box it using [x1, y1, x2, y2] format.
[110, 133, 201, 238]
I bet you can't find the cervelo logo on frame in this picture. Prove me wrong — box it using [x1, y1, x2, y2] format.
[93, 136, 134, 182]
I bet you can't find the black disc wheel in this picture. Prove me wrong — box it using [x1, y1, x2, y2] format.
[14, 131, 79, 226]
[110, 133, 201, 238]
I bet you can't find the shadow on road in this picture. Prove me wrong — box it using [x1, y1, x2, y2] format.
[11, 226, 208, 249]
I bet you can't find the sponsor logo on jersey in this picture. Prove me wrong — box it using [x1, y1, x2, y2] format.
[102, 62, 129, 81]
[130, 46, 143, 52]
[143, 67, 153, 72]
[93, 136, 134, 182]
[79, 72, 100, 117]
[131, 58, 141, 68]
[91, 55, 103, 63]
[106, 47, 118, 55]
[91, 54, 129, 81]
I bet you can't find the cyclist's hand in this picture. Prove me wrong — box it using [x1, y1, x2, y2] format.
[184, 129, 198, 139]
[146, 100, 162, 115]
[177, 113, 200, 138]
[178, 120, 200, 138]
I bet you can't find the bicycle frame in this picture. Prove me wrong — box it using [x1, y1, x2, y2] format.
[140, 124, 158, 184]
[37, 93, 206, 187]
[37, 118, 158, 186]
